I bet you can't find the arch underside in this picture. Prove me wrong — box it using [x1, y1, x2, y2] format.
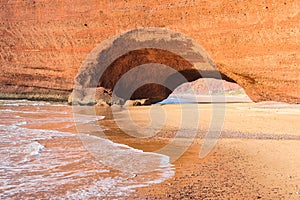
[99, 48, 236, 104]
[72, 28, 240, 106]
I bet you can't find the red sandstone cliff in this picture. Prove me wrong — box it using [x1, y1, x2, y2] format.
[0, 0, 299, 103]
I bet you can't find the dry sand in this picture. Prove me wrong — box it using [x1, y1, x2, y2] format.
[96, 102, 300, 199]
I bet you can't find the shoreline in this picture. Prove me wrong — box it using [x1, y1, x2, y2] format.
[1, 100, 299, 198]
[0, 95, 69, 103]
[92, 102, 300, 199]
[1, 96, 300, 105]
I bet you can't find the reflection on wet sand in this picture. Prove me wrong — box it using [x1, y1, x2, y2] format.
[1, 100, 300, 199]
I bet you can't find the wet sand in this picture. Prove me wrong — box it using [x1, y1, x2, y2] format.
[96, 102, 300, 199]
[130, 140, 300, 199]
[0, 101, 174, 199]
[2, 101, 299, 199]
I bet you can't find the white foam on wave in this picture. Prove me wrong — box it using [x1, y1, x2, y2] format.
[22, 141, 45, 156]
[0, 105, 106, 130]
[0, 124, 173, 198]
[0, 101, 174, 198]
[0, 99, 67, 107]
[0, 109, 18, 113]
[1, 103, 20, 107]
[13, 121, 28, 126]
[73, 114, 105, 123]
[81, 134, 174, 174]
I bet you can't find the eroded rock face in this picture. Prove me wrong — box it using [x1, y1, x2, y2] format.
[71, 28, 224, 105]
[1, 1, 299, 103]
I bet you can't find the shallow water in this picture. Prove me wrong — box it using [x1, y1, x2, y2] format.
[0, 100, 174, 199]
[158, 94, 252, 104]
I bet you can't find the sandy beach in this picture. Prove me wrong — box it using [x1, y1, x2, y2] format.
[0, 100, 299, 199]
[97, 102, 300, 199]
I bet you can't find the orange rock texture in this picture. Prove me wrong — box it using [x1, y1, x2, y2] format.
[0, 0, 299, 103]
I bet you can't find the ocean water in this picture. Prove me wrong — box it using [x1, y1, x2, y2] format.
[0, 100, 174, 199]
[158, 94, 252, 104]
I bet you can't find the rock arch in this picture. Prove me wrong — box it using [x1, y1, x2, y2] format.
[71, 28, 240, 105]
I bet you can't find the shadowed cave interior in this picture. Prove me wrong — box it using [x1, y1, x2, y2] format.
[92, 48, 247, 105]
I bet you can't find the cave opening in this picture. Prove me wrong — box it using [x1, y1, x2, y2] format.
[72, 28, 253, 106]
[157, 78, 252, 105]
[95, 48, 251, 105]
